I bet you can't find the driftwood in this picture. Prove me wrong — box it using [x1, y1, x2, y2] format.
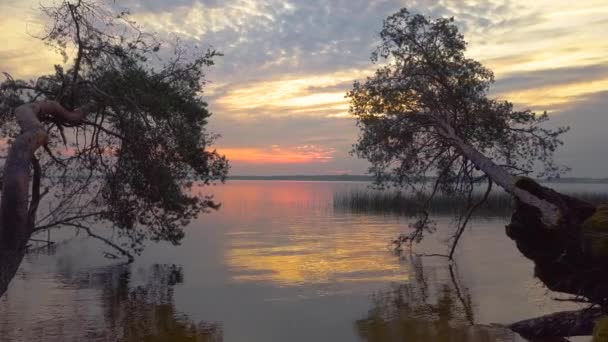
[0, 101, 83, 295]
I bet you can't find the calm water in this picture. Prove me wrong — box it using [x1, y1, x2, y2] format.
[1, 180, 605, 341]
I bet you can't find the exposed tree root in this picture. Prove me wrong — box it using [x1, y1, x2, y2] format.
[510, 308, 603, 339]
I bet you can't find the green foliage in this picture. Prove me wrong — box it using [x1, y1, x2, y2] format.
[582, 205, 608, 233]
[0, 0, 228, 254]
[582, 205, 608, 258]
[593, 316, 608, 342]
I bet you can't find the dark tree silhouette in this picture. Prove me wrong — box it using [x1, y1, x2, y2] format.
[0, 0, 228, 296]
[351, 8, 608, 339]
[348, 8, 569, 257]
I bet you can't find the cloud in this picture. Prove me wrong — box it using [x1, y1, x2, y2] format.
[494, 64, 608, 93]
[209, 69, 366, 118]
[2, 0, 608, 175]
[0, 1, 63, 79]
[129, 0, 296, 47]
[495, 78, 608, 111]
[489, 64, 608, 110]
[548, 91, 608, 177]
[133, 0, 542, 82]
[209, 115, 356, 149]
[220, 144, 335, 165]
[469, 1, 608, 75]
[209, 114, 367, 175]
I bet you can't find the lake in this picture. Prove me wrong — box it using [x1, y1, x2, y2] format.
[1, 180, 605, 341]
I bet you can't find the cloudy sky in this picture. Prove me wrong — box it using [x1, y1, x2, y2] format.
[1, 0, 608, 176]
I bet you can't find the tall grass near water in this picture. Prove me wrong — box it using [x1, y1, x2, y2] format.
[333, 189, 608, 217]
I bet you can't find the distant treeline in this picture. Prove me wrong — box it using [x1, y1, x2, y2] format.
[333, 191, 608, 217]
[543, 177, 608, 184]
[228, 175, 373, 181]
[229, 175, 608, 184]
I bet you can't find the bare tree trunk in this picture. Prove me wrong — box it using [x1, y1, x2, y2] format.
[434, 118, 562, 227]
[0, 101, 82, 296]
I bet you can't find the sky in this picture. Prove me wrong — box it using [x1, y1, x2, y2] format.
[1, 0, 608, 176]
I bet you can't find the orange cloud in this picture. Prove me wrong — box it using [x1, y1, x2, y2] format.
[0, 1, 63, 79]
[219, 144, 335, 164]
[212, 69, 368, 118]
[495, 77, 608, 110]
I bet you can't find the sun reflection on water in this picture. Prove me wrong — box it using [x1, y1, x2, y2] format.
[214, 181, 410, 286]
[227, 232, 409, 285]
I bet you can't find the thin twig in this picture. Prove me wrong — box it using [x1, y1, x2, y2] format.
[448, 179, 493, 259]
[63, 222, 134, 263]
[28, 238, 55, 245]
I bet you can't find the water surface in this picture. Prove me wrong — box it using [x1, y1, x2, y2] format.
[1, 181, 600, 341]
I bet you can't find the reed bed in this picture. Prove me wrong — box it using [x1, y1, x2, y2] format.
[333, 190, 608, 217]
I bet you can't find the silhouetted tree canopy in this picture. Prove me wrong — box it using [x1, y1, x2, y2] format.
[0, 0, 228, 257]
[348, 8, 569, 254]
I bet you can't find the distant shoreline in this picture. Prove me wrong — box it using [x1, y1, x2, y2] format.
[228, 175, 372, 182]
[227, 175, 608, 184]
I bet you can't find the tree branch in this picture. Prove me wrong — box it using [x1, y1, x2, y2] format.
[33, 211, 105, 232]
[68, 1, 84, 90]
[431, 113, 561, 227]
[63, 222, 134, 263]
[81, 119, 125, 139]
[448, 179, 493, 259]
[0, 100, 84, 296]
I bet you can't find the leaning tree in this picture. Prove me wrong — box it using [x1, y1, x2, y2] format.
[0, 0, 228, 296]
[350, 8, 607, 339]
[349, 8, 570, 253]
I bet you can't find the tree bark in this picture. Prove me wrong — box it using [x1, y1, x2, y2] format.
[504, 171, 604, 339]
[433, 117, 562, 227]
[0, 101, 83, 296]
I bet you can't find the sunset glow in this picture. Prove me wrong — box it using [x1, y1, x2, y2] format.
[220, 145, 335, 164]
[212, 182, 410, 285]
[497, 77, 608, 110]
[227, 232, 409, 284]
[4, 1, 608, 339]
[212, 70, 366, 118]
[2, 0, 608, 175]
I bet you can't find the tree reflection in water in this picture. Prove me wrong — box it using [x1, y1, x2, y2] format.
[355, 256, 517, 342]
[95, 264, 222, 342]
[1, 258, 222, 342]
